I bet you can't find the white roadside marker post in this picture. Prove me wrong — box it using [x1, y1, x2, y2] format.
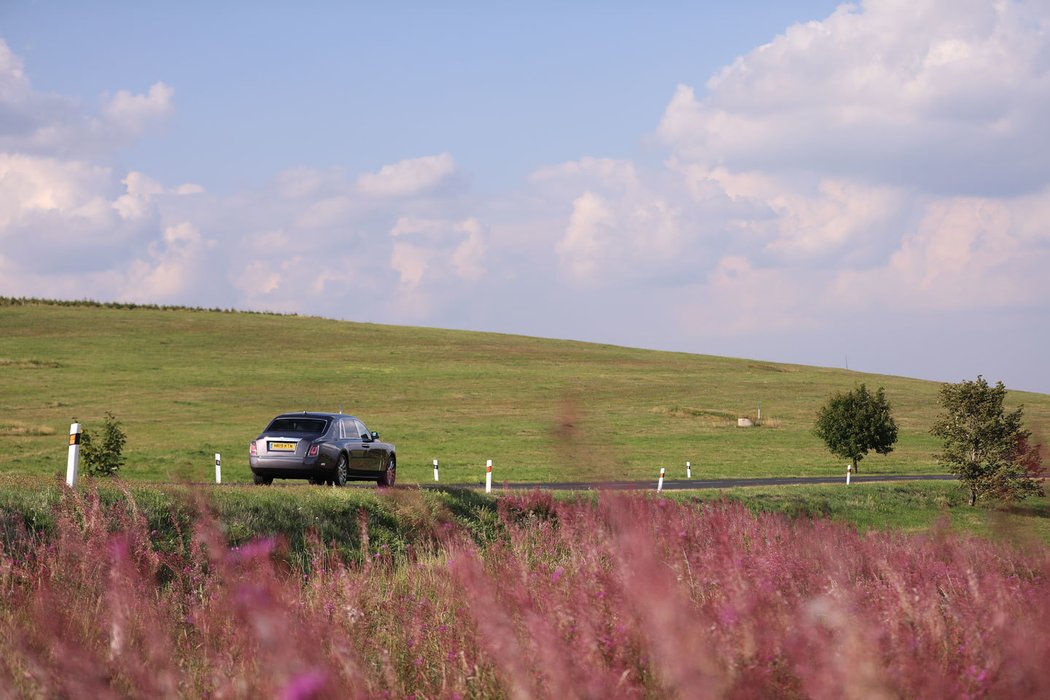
[215, 453, 222, 484]
[66, 423, 82, 488]
[657, 467, 665, 492]
[686, 461, 692, 479]
[433, 459, 440, 482]
[485, 459, 493, 494]
[846, 463, 852, 486]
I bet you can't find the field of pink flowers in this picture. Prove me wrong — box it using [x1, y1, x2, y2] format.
[1, 487, 1048, 698]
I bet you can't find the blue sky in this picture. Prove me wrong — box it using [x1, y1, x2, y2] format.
[2, 0, 1050, 393]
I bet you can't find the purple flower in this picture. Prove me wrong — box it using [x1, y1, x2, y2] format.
[280, 670, 327, 700]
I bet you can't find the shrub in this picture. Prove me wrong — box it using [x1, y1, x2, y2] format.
[78, 412, 126, 477]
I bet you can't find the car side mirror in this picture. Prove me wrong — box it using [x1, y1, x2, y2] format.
[371, 431, 379, 440]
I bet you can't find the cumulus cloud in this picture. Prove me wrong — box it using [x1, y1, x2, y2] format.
[101, 82, 174, 134]
[657, 0, 1050, 196]
[122, 222, 217, 303]
[388, 215, 487, 295]
[556, 191, 612, 281]
[0, 40, 174, 156]
[0, 154, 154, 277]
[680, 255, 820, 336]
[0, 38, 198, 301]
[540, 158, 714, 276]
[356, 153, 458, 198]
[0, 154, 115, 227]
[831, 190, 1050, 312]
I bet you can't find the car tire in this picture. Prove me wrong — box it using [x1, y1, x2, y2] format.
[377, 455, 396, 487]
[253, 473, 273, 485]
[334, 453, 348, 487]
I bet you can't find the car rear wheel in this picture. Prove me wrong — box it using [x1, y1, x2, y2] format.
[333, 453, 348, 487]
[253, 473, 273, 485]
[377, 455, 396, 487]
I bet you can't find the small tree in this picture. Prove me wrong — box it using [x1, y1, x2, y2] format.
[814, 384, 898, 473]
[931, 376, 1044, 506]
[78, 412, 127, 477]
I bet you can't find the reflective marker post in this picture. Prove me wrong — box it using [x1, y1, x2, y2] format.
[66, 423, 81, 487]
[434, 459, 440, 482]
[846, 463, 852, 486]
[215, 453, 222, 484]
[657, 467, 665, 492]
[686, 461, 692, 479]
[485, 459, 492, 494]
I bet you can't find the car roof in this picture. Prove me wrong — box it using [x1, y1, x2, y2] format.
[271, 412, 359, 421]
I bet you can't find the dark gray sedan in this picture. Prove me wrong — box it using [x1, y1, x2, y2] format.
[249, 412, 396, 486]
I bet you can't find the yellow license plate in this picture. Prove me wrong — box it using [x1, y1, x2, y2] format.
[269, 442, 296, 452]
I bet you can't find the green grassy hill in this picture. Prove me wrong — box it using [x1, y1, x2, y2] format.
[2, 299, 1048, 484]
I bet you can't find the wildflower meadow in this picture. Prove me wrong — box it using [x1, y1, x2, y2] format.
[1, 486, 1048, 698]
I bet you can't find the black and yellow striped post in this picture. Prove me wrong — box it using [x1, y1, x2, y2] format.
[66, 423, 82, 487]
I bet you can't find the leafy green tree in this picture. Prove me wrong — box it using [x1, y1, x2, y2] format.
[78, 412, 127, 477]
[931, 376, 1044, 506]
[814, 384, 898, 473]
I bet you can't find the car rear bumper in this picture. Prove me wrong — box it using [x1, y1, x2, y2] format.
[250, 454, 325, 474]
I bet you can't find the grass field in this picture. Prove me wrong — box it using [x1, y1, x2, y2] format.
[2, 298, 1049, 484]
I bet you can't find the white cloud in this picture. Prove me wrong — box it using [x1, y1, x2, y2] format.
[761, 179, 909, 262]
[0, 39, 174, 156]
[831, 191, 1050, 312]
[556, 191, 612, 281]
[451, 218, 486, 282]
[356, 153, 457, 198]
[294, 195, 354, 229]
[112, 171, 164, 220]
[0, 154, 115, 227]
[531, 157, 641, 191]
[233, 260, 282, 297]
[541, 157, 746, 286]
[657, 0, 1050, 196]
[680, 255, 819, 336]
[389, 242, 429, 290]
[388, 215, 488, 292]
[122, 222, 216, 302]
[274, 166, 346, 200]
[101, 82, 174, 134]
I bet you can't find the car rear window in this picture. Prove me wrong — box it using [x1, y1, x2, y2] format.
[265, 417, 329, 434]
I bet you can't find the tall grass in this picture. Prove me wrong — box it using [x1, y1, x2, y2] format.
[1, 487, 1048, 697]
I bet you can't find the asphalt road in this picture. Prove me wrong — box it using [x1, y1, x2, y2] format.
[219, 474, 957, 489]
[423, 474, 957, 491]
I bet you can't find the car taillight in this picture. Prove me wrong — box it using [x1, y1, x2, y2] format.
[249, 441, 257, 457]
[308, 444, 319, 457]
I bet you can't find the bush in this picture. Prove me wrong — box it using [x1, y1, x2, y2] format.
[78, 412, 126, 477]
